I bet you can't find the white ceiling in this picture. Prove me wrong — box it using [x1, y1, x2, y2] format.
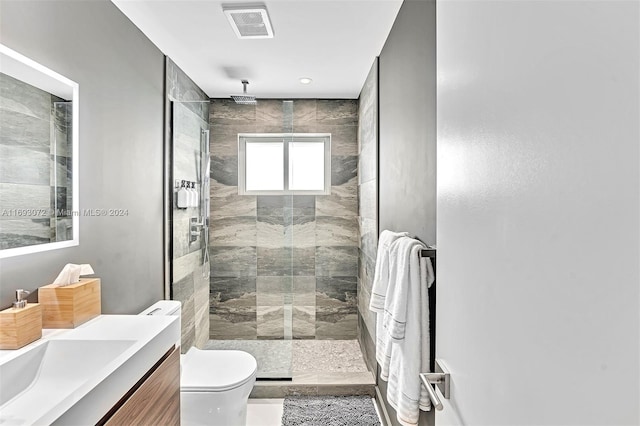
[111, 0, 403, 99]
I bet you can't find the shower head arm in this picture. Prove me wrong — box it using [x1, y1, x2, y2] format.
[231, 79, 257, 104]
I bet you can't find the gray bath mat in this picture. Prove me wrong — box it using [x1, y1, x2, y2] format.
[282, 396, 381, 426]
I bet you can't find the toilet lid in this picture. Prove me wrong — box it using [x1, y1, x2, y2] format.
[181, 348, 257, 392]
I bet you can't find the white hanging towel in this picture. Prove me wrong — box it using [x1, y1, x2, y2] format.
[370, 230, 409, 379]
[385, 237, 435, 426]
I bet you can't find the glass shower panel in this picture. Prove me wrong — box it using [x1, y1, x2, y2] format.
[171, 100, 210, 350]
[248, 100, 295, 380]
[283, 100, 295, 346]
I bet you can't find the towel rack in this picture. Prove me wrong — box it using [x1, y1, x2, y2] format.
[420, 359, 450, 411]
[420, 248, 436, 258]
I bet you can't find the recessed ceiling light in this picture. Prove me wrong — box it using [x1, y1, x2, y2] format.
[223, 5, 274, 39]
[299, 77, 313, 85]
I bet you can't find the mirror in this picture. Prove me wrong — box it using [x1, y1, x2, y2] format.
[0, 44, 79, 258]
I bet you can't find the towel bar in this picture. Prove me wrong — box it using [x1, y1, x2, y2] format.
[420, 248, 436, 258]
[420, 359, 450, 411]
[420, 373, 443, 410]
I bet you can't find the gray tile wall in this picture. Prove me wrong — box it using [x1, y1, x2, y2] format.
[209, 99, 359, 340]
[0, 73, 72, 249]
[357, 60, 379, 370]
[167, 58, 210, 351]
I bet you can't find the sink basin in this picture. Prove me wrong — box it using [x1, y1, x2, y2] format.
[0, 314, 179, 425]
[0, 339, 134, 423]
[1, 339, 134, 405]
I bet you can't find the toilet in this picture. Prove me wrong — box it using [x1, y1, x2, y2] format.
[140, 301, 257, 426]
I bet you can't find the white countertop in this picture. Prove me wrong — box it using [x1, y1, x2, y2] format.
[0, 314, 180, 425]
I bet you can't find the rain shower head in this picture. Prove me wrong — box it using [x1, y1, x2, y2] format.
[231, 80, 257, 105]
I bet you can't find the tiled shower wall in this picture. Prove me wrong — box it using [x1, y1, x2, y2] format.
[357, 60, 379, 370]
[167, 58, 210, 351]
[209, 99, 359, 340]
[0, 73, 72, 249]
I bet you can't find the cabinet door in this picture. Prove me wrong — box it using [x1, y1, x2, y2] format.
[104, 346, 180, 426]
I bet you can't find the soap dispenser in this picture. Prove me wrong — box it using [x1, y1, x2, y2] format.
[189, 181, 197, 207]
[13, 289, 29, 308]
[0, 289, 42, 349]
[186, 182, 193, 207]
[193, 182, 199, 208]
[177, 180, 189, 209]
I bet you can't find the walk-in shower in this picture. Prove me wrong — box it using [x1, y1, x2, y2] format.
[166, 56, 379, 396]
[207, 99, 364, 380]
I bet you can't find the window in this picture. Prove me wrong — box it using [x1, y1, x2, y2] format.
[238, 134, 331, 195]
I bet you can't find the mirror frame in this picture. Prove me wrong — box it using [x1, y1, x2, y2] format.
[0, 44, 79, 258]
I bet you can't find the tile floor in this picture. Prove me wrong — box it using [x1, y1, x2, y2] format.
[205, 339, 369, 378]
[246, 399, 284, 426]
[292, 340, 370, 373]
[205, 339, 376, 398]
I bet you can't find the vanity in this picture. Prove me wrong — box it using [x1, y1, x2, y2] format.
[0, 43, 181, 424]
[0, 313, 180, 425]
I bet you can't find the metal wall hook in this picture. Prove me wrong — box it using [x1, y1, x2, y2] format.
[420, 359, 450, 411]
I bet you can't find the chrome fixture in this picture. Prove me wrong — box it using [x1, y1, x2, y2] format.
[231, 80, 257, 105]
[419, 359, 451, 411]
[200, 129, 210, 277]
[13, 289, 30, 309]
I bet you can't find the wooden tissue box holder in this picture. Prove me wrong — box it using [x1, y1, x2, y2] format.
[39, 278, 101, 329]
[0, 303, 43, 349]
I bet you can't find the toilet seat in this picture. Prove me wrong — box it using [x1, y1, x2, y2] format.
[181, 348, 257, 392]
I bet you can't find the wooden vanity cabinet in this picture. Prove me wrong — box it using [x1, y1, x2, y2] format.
[98, 345, 180, 426]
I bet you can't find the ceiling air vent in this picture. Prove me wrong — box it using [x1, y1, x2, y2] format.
[223, 5, 274, 39]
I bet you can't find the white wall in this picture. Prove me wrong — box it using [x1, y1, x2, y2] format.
[436, 1, 639, 425]
[0, 0, 166, 313]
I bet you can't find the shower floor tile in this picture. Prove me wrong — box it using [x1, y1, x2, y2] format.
[292, 340, 369, 373]
[204, 339, 375, 397]
[204, 339, 368, 376]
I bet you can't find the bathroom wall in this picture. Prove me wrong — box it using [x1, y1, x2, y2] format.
[357, 59, 379, 371]
[166, 58, 210, 350]
[376, 0, 437, 425]
[208, 99, 359, 340]
[0, 0, 165, 313]
[0, 74, 73, 249]
[379, 0, 437, 246]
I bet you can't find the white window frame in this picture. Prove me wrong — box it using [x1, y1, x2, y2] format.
[238, 133, 331, 195]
